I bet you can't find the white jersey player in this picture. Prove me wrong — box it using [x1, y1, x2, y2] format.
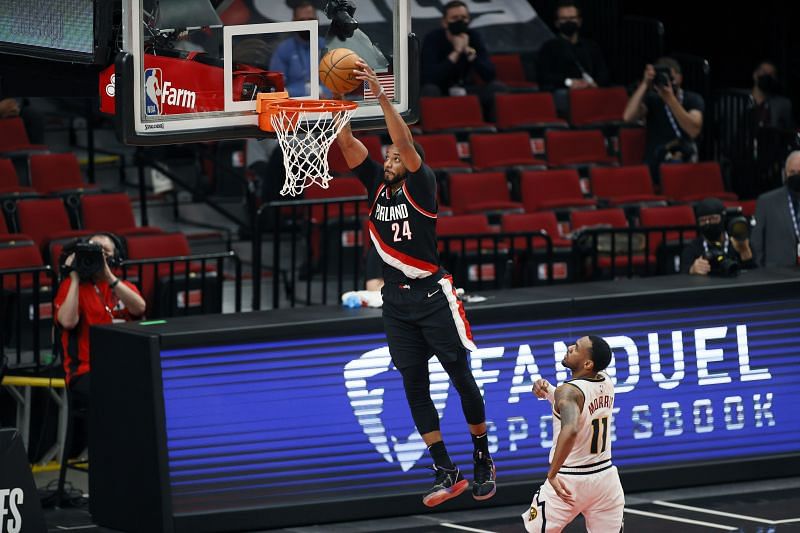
[522, 335, 625, 532]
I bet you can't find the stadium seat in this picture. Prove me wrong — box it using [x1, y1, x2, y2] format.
[304, 177, 368, 223]
[0, 158, 35, 195]
[29, 153, 99, 195]
[724, 199, 756, 217]
[15, 198, 92, 257]
[448, 172, 523, 215]
[358, 134, 384, 163]
[569, 87, 628, 127]
[660, 162, 738, 202]
[489, 54, 538, 89]
[437, 214, 502, 253]
[80, 193, 164, 237]
[619, 127, 646, 166]
[0, 236, 49, 289]
[416, 134, 472, 173]
[590, 165, 667, 206]
[495, 92, 568, 131]
[419, 96, 496, 134]
[469, 132, 547, 171]
[501, 212, 571, 250]
[545, 130, 618, 168]
[0, 117, 48, 154]
[571, 208, 649, 273]
[520, 170, 597, 212]
[640, 204, 698, 272]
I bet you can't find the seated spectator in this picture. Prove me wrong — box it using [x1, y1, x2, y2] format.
[269, 1, 330, 97]
[623, 57, 704, 182]
[751, 151, 800, 267]
[749, 60, 794, 131]
[536, 0, 609, 93]
[681, 198, 755, 276]
[420, 1, 502, 119]
[55, 233, 146, 402]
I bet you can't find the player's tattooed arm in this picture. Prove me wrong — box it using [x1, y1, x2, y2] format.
[546, 385, 582, 503]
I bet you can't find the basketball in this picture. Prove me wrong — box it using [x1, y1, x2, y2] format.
[319, 48, 363, 95]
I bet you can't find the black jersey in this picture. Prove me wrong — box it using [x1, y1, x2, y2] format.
[354, 158, 440, 283]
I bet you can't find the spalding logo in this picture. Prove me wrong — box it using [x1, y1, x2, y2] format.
[343, 347, 450, 471]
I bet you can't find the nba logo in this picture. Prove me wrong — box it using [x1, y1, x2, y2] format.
[144, 68, 163, 116]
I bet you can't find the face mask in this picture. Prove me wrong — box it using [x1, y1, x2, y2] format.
[756, 74, 780, 94]
[786, 173, 800, 193]
[447, 20, 469, 35]
[558, 21, 579, 37]
[700, 223, 724, 242]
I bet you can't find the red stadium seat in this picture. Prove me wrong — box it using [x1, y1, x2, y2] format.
[489, 54, 538, 89]
[448, 172, 523, 215]
[358, 134, 384, 163]
[420, 96, 496, 134]
[619, 127, 646, 166]
[0, 236, 49, 289]
[0, 158, 35, 195]
[724, 200, 756, 217]
[569, 87, 628, 127]
[639, 204, 697, 255]
[520, 170, 597, 212]
[0, 117, 48, 154]
[545, 130, 617, 167]
[437, 214, 503, 253]
[501, 211, 571, 250]
[15, 198, 92, 256]
[590, 165, 667, 205]
[416, 134, 471, 173]
[660, 162, 738, 202]
[29, 153, 99, 195]
[495, 92, 568, 131]
[469, 132, 547, 171]
[304, 177, 368, 223]
[571, 208, 649, 272]
[80, 193, 164, 237]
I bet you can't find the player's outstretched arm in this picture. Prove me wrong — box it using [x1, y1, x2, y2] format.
[547, 385, 582, 504]
[354, 60, 421, 173]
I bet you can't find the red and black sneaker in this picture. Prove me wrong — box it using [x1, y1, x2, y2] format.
[472, 451, 496, 501]
[422, 464, 469, 507]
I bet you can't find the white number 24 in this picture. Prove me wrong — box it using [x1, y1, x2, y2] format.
[391, 221, 412, 242]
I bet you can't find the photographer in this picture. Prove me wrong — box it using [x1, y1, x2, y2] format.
[623, 57, 704, 181]
[54, 233, 146, 400]
[681, 198, 756, 276]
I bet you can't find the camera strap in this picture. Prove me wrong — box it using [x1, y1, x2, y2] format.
[93, 283, 115, 319]
[663, 90, 685, 139]
[702, 233, 729, 257]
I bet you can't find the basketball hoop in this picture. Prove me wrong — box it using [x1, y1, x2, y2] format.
[257, 94, 358, 197]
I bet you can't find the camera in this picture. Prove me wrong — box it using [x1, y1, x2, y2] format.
[653, 66, 672, 88]
[325, 0, 358, 40]
[704, 244, 740, 277]
[727, 215, 750, 241]
[62, 241, 107, 280]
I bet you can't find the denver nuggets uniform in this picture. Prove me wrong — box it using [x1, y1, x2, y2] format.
[522, 373, 625, 532]
[353, 158, 476, 368]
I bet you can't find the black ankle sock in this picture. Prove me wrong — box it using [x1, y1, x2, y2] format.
[428, 441, 454, 469]
[472, 432, 489, 458]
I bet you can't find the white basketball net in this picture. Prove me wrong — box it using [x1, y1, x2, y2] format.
[270, 103, 357, 197]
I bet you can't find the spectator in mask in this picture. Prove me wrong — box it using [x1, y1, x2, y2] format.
[536, 0, 609, 93]
[681, 198, 755, 276]
[751, 151, 800, 267]
[420, 1, 502, 119]
[749, 61, 794, 131]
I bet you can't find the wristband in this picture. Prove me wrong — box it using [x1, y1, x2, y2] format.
[109, 278, 121, 289]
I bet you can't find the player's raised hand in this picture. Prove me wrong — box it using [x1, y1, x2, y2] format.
[533, 378, 552, 399]
[548, 474, 574, 504]
[353, 60, 382, 99]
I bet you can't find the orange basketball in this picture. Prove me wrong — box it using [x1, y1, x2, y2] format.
[319, 48, 363, 95]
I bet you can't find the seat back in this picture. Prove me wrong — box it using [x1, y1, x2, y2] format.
[545, 129, 609, 166]
[449, 172, 510, 214]
[661, 162, 726, 200]
[640, 204, 697, 252]
[437, 214, 492, 236]
[81, 193, 138, 232]
[470, 132, 534, 169]
[0, 158, 19, 188]
[420, 95, 487, 131]
[520, 169, 583, 212]
[0, 118, 32, 150]
[569, 87, 628, 126]
[358, 134, 384, 162]
[619, 127, 646, 166]
[416, 134, 465, 168]
[501, 211, 564, 249]
[590, 165, 654, 198]
[490, 53, 528, 84]
[16, 198, 73, 250]
[0, 237, 47, 289]
[495, 92, 562, 129]
[30, 153, 84, 194]
[571, 208, 628, 231]
[304, 177, 368, 222]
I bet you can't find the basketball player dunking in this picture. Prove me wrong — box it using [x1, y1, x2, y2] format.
[335, 61, 496, 507]
[523, 336, 625, 532]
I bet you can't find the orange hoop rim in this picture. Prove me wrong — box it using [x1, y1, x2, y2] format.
[266, 99, 359, 113]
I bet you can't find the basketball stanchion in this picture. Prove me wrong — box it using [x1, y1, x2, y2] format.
[257, 92, 358, 197]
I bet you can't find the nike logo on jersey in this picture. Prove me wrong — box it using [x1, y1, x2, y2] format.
[427, 289, 441, 298]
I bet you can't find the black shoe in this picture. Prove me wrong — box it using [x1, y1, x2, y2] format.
[472, 451, 496, 501]
[422, 464, 468, 507]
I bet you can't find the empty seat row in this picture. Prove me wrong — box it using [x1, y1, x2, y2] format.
[0, 152, 97, 196]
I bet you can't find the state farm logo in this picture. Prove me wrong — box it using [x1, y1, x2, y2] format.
[343, 347, 450, 471]
[143, 67, 196, 116]
[105, 74, 115, 98]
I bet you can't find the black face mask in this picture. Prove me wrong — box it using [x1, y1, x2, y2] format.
[786, 174, 800, 193]
[558, 21, 579, 37]
[756, 74, 780, 94]
[447, 20, 469, 35]
[700, 223, 724, 242]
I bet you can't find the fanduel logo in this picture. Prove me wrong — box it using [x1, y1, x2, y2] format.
[343, 347, 450, 472]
